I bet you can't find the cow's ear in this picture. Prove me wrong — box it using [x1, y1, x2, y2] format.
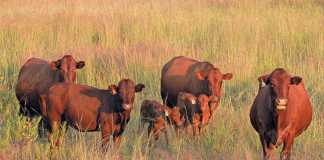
[222, 73, 233, 80]
[258, 74, 270, 87]
[290, 76, 302, 85]
[108, 84, 118, 95]
[196, 71, 207, 80]
[135, 83, 145, 92]
[50, 60, 61, 70]
[76, 61, 85, 69]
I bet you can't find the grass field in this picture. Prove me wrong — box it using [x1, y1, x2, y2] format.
[0, 0, 323, 159]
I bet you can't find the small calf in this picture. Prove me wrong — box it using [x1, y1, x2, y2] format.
[177, 92, 211, 136]
[139, 100, 183, 142]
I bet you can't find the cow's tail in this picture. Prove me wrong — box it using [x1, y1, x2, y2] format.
[39, 94, 47, 117]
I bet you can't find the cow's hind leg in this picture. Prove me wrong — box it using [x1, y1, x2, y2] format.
[17, 96, 33, 123]
[48, 120, 62, 148]
[161, 92, 176, 107]
[113, 123, 126, 148]
[38, 118, 50, 138]
[163, 127, 169, 145]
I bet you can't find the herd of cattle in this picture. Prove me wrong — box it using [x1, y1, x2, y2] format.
[15, 55, 313, 160]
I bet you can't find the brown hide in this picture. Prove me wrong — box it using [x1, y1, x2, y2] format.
[42, 79, 144, 148]
[177, 92, 212, 135]
[251, 68, 312, 160]
[161, 56, 232, 116]
[140, 100, 167, 141]
[139, 100, 184, 141]
[15, 55, 85, 118]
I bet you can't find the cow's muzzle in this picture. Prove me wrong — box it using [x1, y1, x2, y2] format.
[276, 99, 288, 110]
[122, 104, 132, 110]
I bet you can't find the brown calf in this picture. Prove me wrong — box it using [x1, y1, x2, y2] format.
[177, 92, 212, 136]
[41, 79, 145, 149]
[139, 100, 184, 142]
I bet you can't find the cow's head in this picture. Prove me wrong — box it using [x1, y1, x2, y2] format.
[258, 68, 302, 110]
[115, 79, 145, 111]
[195, 68, 233, 103]
[50, 55, 85, 83]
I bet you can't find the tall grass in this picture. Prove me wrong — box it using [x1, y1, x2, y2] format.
[0, 0, 323, 159]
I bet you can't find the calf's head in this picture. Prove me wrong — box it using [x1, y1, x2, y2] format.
[51, 55, 85, 83]
[115, 79, 145, 111]
[196, 68, 232, 103]
[258, 68, 302, 110]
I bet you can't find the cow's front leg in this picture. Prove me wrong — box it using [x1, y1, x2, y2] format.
[280, 133, 294, 160]
[259, 134, 274, 160]
[113, 124, 124, 147]
[276, 125, 291, 147]
[38, 118, 48, 138]
[101, 120, 113, 152]
[48, 120, 62, 148]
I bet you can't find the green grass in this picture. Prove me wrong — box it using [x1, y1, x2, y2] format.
[0, 0, 323, 159]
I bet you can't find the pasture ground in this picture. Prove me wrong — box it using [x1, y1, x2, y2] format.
[0, 0, 323, 159]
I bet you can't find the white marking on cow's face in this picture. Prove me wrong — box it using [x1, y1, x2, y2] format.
[122, 104, 132, 110]
[111, 90, 117, 95]
[261, 81, 266, 87]
[191, 99, 196, 104]
[276, 105, 287, 110]
[165, 110, 169, 116]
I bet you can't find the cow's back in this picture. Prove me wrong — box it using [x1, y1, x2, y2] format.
[16, 58, 55, 95]
[161, 56, 212, 106]
[161, 56, 197, 92]
[15, 58, 59, 117]
[47, 83, 105, 131]
[286, 83, 312, 137]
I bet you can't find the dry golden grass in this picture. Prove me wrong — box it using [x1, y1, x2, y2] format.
[0, 0, 323, 159]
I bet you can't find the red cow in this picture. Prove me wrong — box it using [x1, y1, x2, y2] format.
[250, 68, 312, 160]
[41, 79, 144, 149]
[15, 55, 85, 136]
[161, 56, 232, 115]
